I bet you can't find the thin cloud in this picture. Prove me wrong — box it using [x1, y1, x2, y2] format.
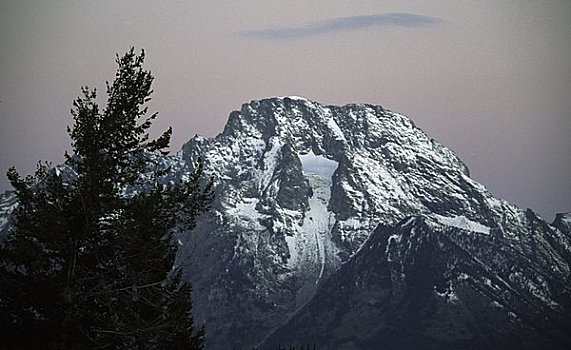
[236, 13, 442, 40]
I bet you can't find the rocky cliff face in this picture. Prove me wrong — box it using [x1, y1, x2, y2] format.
[1, 97, 569, 349]
[262, 213, 571, 349]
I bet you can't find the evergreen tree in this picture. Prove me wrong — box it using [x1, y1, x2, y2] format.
[0, 48, 212, 349]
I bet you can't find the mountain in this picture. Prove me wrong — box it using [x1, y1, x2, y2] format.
[261, 213, 571, 349]
[1, 97, 570, 349]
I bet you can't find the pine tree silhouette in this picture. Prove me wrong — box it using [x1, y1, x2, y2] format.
[0, 48, 212, 349]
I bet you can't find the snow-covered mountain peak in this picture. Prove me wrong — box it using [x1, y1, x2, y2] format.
[182, 97, 485, 258]
[217, 97, 468, 174]
[174, 97, 569, 348]
[180, 98, 541, 269]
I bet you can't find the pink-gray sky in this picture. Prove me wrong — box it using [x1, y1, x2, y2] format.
[1, 1, 570, 220]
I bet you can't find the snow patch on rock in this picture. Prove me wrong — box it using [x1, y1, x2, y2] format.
[434, 214, 491, 234]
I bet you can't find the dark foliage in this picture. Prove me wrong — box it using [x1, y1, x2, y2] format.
[0, 48, 212, 349]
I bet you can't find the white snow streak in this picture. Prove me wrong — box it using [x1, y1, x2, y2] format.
[281, 150, 339, 285]
[327, 118, 346, 141]
[434, 214, 491, 235]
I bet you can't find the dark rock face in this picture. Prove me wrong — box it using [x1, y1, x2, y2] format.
[275, 143, 311, 212]
[553, 213, 571, 237]
[1, 97, 569, 349]
[262, 215, 571, 349]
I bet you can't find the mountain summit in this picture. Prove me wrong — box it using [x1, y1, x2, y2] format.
[2, 97, 570, 349]
[176, 97, 571, 349]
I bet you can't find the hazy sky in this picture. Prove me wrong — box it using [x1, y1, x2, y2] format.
[1, 1, 569, 220]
